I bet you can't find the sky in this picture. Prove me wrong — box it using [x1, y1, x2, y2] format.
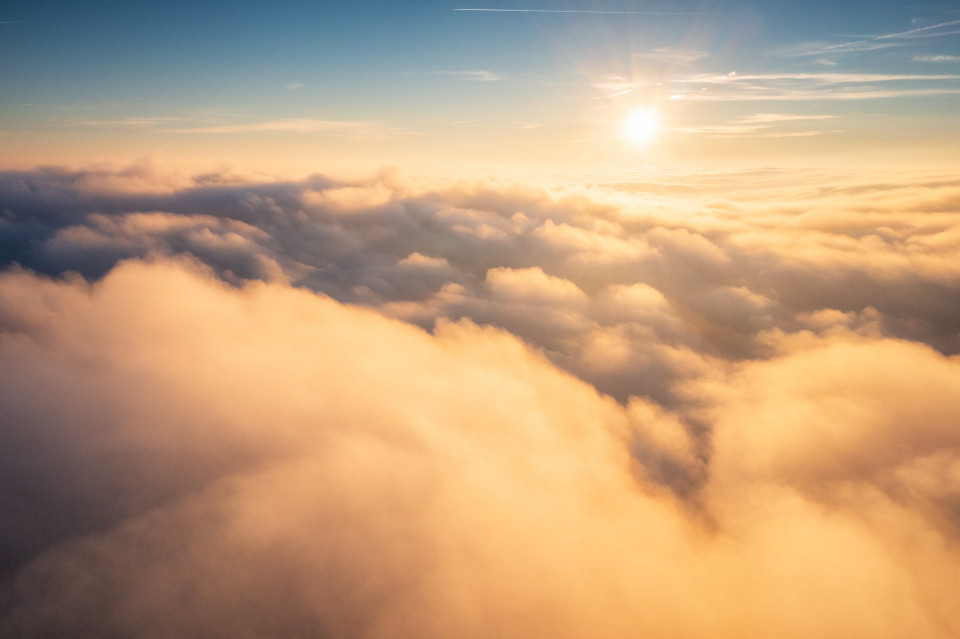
[2, 0, 960, 173]
[2, 2, 960, 638]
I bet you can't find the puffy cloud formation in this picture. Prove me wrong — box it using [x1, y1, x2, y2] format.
[1, 165, 960, 636]
[3, 165, 959, 404]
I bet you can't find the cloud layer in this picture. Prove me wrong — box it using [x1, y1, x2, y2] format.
[1, 165, 960, 636]
[3, 164, 959, 402]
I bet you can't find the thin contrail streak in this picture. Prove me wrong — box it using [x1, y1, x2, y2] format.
[454, 8, 726, 15]
[879, 18, 960, 40]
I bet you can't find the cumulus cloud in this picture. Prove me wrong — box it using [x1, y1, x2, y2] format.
[3, 165, 960, 400]
[2, 165, 960, 636]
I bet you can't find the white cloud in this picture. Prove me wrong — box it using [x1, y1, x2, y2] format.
[635, 47, 710, 64]
[667, 71, 960, 102]
[433, 70, 504, 82]
[678, 113, 839, 137]
[736, 113, 838, 123]
[914, 55, 960, 63]
[786, 18, 960, 58]
[2, 255, 960, 638]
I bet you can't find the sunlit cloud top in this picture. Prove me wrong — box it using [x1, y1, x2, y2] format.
[2, 163, 960, 636]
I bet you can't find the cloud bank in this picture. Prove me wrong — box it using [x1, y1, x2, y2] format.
[1, 165, 960, 637]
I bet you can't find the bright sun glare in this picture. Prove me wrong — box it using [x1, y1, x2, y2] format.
[622, 108, 661, 146]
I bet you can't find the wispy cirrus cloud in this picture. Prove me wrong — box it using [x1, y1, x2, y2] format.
[688, 72, 960, 85]
[679, 127, 831, 138]
[591, 75, 654, 100]
[432, 70, 504, 82]
[668, 71, 960, 102]
[170, 118, 396, 137]
[634, 47, 710, 65]
[787, 18, 960, 59]
[593, 70, 960, 103]
[915, 54, 960, 63]
[592, 88, 635, 100]
[447, 118, 540, 130]
[679, 113, 839, 138]
[672, 87, 960, 102]
[737, 113, 838, 124]
[81, 117, 184, 127]
[880, 18, 960, 40]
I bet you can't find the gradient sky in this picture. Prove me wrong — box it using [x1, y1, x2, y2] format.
[2, 0, 959, 173]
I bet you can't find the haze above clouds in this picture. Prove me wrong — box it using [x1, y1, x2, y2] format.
[2, 165, 960, 637]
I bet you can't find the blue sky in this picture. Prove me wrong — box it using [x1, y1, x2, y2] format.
[2, 0, 959, 172]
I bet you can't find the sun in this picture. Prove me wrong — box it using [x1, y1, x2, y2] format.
[622, 108, 661, 146]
